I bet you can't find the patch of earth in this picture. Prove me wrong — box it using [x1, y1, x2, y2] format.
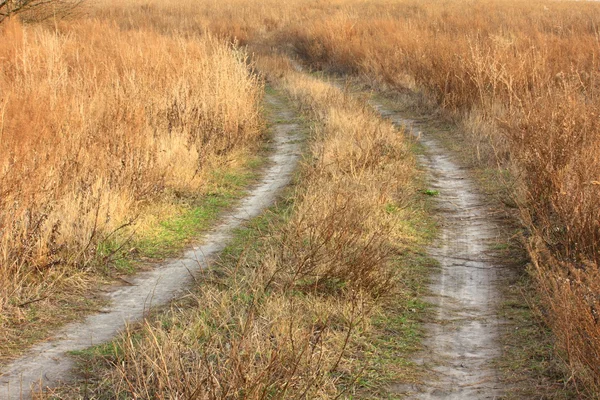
[373, 103, 509, 399]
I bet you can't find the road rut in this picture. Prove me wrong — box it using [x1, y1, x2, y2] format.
[374, 103, 506, 399]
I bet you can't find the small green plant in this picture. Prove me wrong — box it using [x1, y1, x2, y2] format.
[422, 189, 439, 196]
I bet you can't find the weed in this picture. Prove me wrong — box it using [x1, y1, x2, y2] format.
[48, 69, 431, 399]
[422, 189, 439, 197]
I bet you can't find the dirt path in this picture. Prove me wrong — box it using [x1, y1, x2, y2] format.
[373, 103, 506, 399]
[0, 92, 302, 400]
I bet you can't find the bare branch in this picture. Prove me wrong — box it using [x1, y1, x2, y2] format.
[0, 0, 84, 23]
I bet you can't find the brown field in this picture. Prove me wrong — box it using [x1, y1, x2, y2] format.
[1, 0, 600, 397]
[0, 9, 262, 353]
[273, 1, 600, 392]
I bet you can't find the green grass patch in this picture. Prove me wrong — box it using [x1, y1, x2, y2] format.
[421, 189, 439, 197]
[95, 154, 265, 276]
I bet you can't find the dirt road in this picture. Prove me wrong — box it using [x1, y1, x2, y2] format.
[374, 103, 506, 399]
[0, 79, 511, 399]
[0, 93, 302, 400]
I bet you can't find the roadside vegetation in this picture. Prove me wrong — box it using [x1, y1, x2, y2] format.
[0, 11, 262, 359]
[277, 2, 600, 394]
[49, 66, 432, 398]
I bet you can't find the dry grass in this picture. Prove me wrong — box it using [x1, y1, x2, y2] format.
[151, 0, 599, 393]
[262, 1, 600, 394]
[0, 12, 262, 356]
[5, 0, 600, 396]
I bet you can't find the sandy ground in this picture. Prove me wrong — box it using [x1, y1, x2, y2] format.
[374, 103, 507, 399]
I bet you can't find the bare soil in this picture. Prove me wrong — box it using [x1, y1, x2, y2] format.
[373, 103, 509, 399]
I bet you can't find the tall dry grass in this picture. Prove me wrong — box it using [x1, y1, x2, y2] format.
[0, 15, 262, 350]
[288, 0, 600, 259]
[133, 0, 598, 392]
[273, 0, 600, 394]
[161, 0, 600, 392]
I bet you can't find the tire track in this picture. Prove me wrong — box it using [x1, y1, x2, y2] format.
[372, 103, 507, 399]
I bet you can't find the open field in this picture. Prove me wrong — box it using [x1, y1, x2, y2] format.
[0, 0, 599, 398]
[272, 2, 600, 393]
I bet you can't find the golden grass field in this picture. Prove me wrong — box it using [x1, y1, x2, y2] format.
[1, 0, 600, 397]
[0, 6, 263, 355]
